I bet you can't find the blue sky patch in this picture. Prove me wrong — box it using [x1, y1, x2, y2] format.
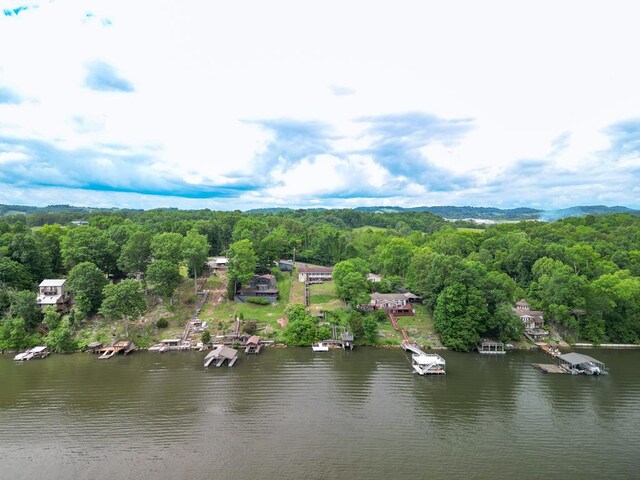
[84, 61, 134, 93]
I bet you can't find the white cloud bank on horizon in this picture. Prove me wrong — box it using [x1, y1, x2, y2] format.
[0, 0, 639, 211]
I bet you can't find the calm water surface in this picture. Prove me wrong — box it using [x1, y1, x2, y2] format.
[1, 348, 639, 480]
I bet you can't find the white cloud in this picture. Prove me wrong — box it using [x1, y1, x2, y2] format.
[0, 0, 639, 209]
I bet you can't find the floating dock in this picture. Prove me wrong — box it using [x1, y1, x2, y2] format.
[532, 363, 567, 374]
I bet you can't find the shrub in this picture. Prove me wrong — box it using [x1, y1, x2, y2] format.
[201, 330, 211, 344]
[243, 320, 258, 334]
[156, 318, 169, 329]
[246, 297, 271, 305]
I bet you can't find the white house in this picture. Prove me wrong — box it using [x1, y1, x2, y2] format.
[298, 265, 333, 283]
[37, 279, 70, 310]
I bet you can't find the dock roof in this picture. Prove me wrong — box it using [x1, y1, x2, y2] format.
[205, 345, 238, 360]
[558, 352, 603, 366]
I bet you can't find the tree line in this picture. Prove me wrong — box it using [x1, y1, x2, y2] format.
[1, 208, 639, 351]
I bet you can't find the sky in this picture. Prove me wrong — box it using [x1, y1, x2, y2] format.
[1, 0, 639, 211]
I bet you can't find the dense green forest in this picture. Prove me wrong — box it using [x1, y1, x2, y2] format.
[1, 207, 639, 351]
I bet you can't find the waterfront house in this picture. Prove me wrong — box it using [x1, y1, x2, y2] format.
[36, 279, 70, 312]
[477, 338, 506, 354]
[514, 299, 548, 339]
[235, 274, 279, 303]
[369, 292, 417, 315]
[297, 265, 334, 283]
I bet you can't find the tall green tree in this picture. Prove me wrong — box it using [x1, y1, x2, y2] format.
[9, 290, 41, 330]
[151, 232, 184, 265]
[118, 231, 153, 276]
[147, 260, 182, 303]
[100, 279, 146, 338]
[433, 282, 486, 351]
[182, 229, 209, 293]
[60, 227, 118, 274]
[0, 257, 33, 290]
[66, 262, 108, 316]
[227, 239, 257, 299]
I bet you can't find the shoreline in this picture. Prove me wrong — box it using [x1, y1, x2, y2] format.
[4, 342, 640, 356]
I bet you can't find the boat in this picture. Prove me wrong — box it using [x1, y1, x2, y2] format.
[311, 342, 329, 352]
[411, 352, 446, 375]
[13, 346, 50, 361]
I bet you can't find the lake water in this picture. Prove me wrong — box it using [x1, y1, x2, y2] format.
[1, 348, 639, 480]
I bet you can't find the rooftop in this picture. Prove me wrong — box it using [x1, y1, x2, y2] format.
[39, 279, 66, 287]
[298, 265, 334, 273]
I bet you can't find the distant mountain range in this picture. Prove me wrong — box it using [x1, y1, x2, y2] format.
[247, 205, 640, 221]
[353, 205, 640, 221]
[1, 203, 638, 222]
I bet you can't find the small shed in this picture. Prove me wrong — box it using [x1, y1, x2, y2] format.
[477, 338, 506, 354]
[558, 353, 606, 375]
[204, 345, 238, 367]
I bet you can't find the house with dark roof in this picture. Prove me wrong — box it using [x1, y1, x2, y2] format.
[235, 274, 279, 303]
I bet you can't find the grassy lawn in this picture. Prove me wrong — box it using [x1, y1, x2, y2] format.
[376, 305, 441, 347]
[289, 267, 306, 305]
[456, 227, 485, 233]
[199, 268, 293, 339]
[308, 281, 344, 312]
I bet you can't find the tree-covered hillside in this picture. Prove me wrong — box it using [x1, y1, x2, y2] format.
[1, 207, 639, 351]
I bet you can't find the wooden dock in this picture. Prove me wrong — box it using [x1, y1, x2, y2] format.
[532, 363, 568, 374]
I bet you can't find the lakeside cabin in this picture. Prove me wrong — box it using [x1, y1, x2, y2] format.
[557, 352, 607, 375]
[477, 338, 506, 354]
[36, 279, 71, 312]
[204, 345, 238, 367]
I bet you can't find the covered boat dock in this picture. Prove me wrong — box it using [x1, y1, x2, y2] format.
[204, 345, 239, 367]
[558, 352, 607, 375]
